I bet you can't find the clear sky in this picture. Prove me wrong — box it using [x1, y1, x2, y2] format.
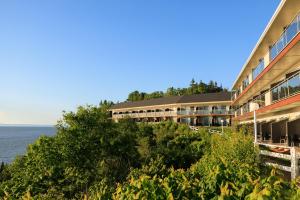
[0, 0, 281, 125]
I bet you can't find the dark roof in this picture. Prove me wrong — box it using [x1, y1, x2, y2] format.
[111, 92, 232, 109]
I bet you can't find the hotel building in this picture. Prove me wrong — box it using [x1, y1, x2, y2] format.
[231, 0, 300, 178]
[232, 0, 300, 146]
[111, 92, 232, 126]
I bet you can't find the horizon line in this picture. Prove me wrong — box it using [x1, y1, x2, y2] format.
[0, 123, 55, 127]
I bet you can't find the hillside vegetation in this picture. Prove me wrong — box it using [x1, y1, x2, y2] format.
[1, 104, 300, 199]
[127, 79, 226, 102]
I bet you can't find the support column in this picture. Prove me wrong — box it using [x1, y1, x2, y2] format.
[291, 147, 299, 180]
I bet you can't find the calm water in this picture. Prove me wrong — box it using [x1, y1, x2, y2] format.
[0, 126, 56, 163]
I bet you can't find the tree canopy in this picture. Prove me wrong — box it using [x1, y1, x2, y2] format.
[127, 79, 227, 102]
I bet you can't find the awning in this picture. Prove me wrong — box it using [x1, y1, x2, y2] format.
[289, 115, 300, 122]
[275, 116, 289, 122]
[239, 120, 253, 124]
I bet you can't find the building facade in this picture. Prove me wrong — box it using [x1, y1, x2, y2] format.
[111, 92, 232, 126]
[231, 0, 300, 179]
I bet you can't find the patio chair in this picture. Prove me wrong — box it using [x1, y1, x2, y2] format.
[280, 135, 287, 144]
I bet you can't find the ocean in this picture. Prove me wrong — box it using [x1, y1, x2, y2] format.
[0, 126, 56, 163]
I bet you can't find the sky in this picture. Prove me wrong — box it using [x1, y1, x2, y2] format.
[0, 0, 281, 125]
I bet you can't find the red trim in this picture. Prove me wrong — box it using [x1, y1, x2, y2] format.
[232, 32, 300, 105]
[233, 93, 300, 121]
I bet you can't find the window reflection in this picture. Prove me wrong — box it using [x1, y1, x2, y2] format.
[269, 13, 300, 62]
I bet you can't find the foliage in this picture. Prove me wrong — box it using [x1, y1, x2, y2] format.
[235, 123, 254, 135]
[2, 106, 300, 199]
[0, 105, 139, 199]
[113, 132, 300, 200]
[127, 79, 226, 101]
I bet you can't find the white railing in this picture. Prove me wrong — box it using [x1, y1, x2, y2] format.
[113, 111, 177, 118]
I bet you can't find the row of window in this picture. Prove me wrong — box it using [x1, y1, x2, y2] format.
[114, 106, 229, 115]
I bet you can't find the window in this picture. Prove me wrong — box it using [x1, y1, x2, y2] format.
[272, 87, 279, 102]
[286, 18, 298, 44]
[252, 59, 264, 80]
[278, 82, 288, 99]
[242, 103, 250, 113]
[288, 74, 300, 95]
[242, 76, 249, 90]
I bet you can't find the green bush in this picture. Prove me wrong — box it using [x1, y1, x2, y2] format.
[0, 105, 140, 199]
[2, 106, 300, 199]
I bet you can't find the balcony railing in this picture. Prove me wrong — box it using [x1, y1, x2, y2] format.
[233, 13, 300, 101]
[114, 109, 233, 118]
[195, 110, 210, 115]
[212, 109, 228, 114]
[271, 71, 300, 102]
[252, 59, 265, 80]
[177, 110, 232, 115]
[270, 14, 300, 61]
[235, 70, 300, 116]
[113, 111, 177, 118]
[177, 110, 195, 115]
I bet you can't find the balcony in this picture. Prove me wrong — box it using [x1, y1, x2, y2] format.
[235, 70, 300, 116]
[271, 72, 300, 103]
[113, 111, 177, 119]
[233, 12, 300, 104]
[177, 110, 233, 116]
[212, 109, 230, 115]
[270, 14, 300, 61]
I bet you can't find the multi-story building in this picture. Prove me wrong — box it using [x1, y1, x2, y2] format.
[111, 92, 232, 126]
[231, 0, 300, 179]
[232, 0, 300, 145]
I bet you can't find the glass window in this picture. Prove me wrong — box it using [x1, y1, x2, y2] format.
[298, 15, 300, 31]
[272, 87, 279, 102]
[254, 94, 265, 108]
[286, 18, 298, 43]
[288, 74, 300, 95]
[278, 82, 288, 99]
[242, 103, 249, 113]
[276, 35, 285, 53]
[270, 45, 277, 61]
[260, 94, 266, 107]
[242, 76, 249, 90]
[201, 117, 209, 126]
[252, 59, 264, 80]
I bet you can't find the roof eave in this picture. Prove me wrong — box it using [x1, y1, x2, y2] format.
[231, 0, 286, 90]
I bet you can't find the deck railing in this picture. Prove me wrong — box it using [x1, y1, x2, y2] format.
[177, 110, 232, 115]
[113, 111, 177, 118]
[270, 14, 300, 61]
[235, 71, 300, 116]
[114, 109, 233, 118]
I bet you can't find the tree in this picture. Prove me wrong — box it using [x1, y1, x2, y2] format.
[126, 80, 226, 102]
[0, 105, 140, 199]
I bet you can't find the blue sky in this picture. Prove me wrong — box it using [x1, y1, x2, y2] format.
[0, 0, 280, 125]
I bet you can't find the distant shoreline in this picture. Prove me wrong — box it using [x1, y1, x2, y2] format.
[0, 124, 55, 127]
